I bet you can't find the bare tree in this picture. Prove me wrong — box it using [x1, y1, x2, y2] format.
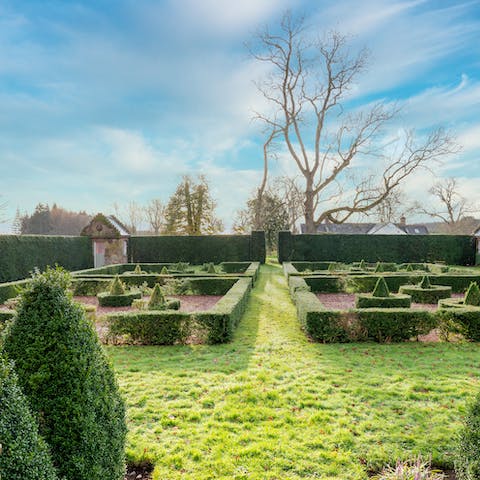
[145, 199, 165, 234]
[367, 188, 416, 223]
[251, 13, 457, 232]
[418, 177, 479, 233]
[125, 201, 144, 234]
[272, 176, 304, 232]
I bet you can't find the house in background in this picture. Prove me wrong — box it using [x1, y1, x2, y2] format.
[300, 217, 429, 235]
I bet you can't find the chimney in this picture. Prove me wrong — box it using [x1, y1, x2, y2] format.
[399, 216, 406, 226]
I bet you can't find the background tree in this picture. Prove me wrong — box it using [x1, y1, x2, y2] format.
[145, 198, 165, 234]
[251, 12, 457, 233]
[417, 177, 479, 234]
[164, 175, 223, 235]
[18, 204, 91, 235]
[234, 188, 289, 250]
[272, 176, 304, 232]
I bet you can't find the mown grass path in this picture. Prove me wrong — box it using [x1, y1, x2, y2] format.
[110, 263, 480, 479]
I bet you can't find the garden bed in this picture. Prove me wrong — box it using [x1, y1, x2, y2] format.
[316, 293, 464, 312]
[74, 294, 222, 315]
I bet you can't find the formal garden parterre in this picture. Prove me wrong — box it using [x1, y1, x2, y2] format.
[2, 231, 480, 479]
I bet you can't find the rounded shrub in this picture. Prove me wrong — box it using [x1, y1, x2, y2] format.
[0, 356, 58, 480]
[97, 290, 142, 307]
[399, 277, 451, 304]
[2, 267, 127, 480]
[456, 391, 480, 479]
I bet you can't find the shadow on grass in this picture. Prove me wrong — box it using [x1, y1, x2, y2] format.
[106, 267, 274, 375]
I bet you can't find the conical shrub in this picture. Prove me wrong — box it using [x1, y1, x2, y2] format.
[2, 267, 126, 480]
[372, 277, 390, 297]
[148, 284, 166, 310]
[465, 282, 480, 307]
[359, 259, 366, 270]
[207, 263, 216, 274]
[406, 264, 414, 272]
[160, 266, 169, 274]
[109, 275, 125, 295]
[328, 262, 336, 272]
[456, 391, 480, 479]
[420, 276, 431, 289]
[133, 264, 142, 274]
[374, 262, 384, 273]
[0, 356, 58, 480]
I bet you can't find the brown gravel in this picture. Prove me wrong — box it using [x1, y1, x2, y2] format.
[316, 293, 464, 311]
[74, 295, 222, 315]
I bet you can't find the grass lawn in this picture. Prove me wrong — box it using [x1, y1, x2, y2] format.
[109, 263, 480, 479]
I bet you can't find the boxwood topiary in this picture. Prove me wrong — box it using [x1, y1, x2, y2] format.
[356, 277, 412, 308]
[399, 276, 452, 304]
[97, 290, 142, 307]
[0, 356, 58, 480]
[1, 267, 127, 480]
[456, 390, 480, 479]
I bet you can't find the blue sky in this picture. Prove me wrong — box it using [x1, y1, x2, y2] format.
[0, 0, 479, 232]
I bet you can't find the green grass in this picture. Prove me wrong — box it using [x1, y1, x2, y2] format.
[108, 263, 480, 479]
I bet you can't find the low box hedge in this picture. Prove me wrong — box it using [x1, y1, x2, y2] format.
[304, 276, 343, 293]
[195, 277, 252, 344]
[438, 308, 480, 341]
[399, 285, 452, 303]
[0, 279, 29, 303]
[107, 311, 191, 345]
[187, 277, 238, 296]
[106, 277, 252, 345]
[355, 293, 412, 309]
[0, 309, 15, 325]
[72, 278, 112, 296]
[97, 290, 142, 307]
[288, 276, 310, 297]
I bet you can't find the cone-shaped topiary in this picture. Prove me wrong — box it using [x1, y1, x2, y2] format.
[148, 283, 166, 310]
[420, 275, 431, 289]
[160, 266, 169, 274]
[2, 267, 126, 480]
[374, 262, 384, 273]
[406, 264, 414, 272]
[0, 355, 58, 480]
[456, 390, 480, 479]
[207, 263, 216, 274]
[372, 277, 390, 297]
[133, 264, 142, 274]
[109, 275, 125, 295]
[464, 282, 480, 307]
[328, 262, 336, 272]
[359, 259, 366, 270]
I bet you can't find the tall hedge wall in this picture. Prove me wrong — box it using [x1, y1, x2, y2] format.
[129, 232, 266, 264]
[278, 231, 475, 265]
[0, 235, 93, 282]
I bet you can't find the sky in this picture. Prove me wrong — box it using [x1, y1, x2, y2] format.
[0, 0, 479, 232]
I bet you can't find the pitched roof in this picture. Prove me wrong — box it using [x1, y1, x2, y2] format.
[300, 222, 429, 235]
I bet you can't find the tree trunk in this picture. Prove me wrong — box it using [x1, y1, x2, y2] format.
[304, 177, 316, 233]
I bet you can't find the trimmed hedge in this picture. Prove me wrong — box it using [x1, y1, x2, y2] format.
[399, 284, 452, 303]
[278, 231, 476, 265]
[355, 293, 412, 308]
[107, 311, 191, 344]
[0, 235, 93, 282]
[0, 278, 29, 303]
[0, 356, 58, 480]
[188, 277, 238, 295]
[304, 276, 343, 293]
[438, 308, 480, 341]
[356, 309, 436, 342]
[195, 277, 252, 343]
[107, 277, 252, 345]
[128, 232, 266, 264]
[97, 290, 142, 307]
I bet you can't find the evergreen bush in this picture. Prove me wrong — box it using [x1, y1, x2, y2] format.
[0, 356, 58, 480]
[373, 277, 390, 297]
[2, 267, 127, 480]
[109, 275, 125, 295]
[148, 284, 166, 309]
[465, 282, 480, 306]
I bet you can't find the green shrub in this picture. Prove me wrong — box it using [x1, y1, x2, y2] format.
[134, 264, 142, 274]
[438, 308, 480, 341]
[0, 235, 93, 282]
[277, 231, 476, 265]
[0, 279, 29, 303]
[207, 263, 217, 274]
[148, 283, 165, 309]
[373, 277, 390, 297]
[71, 278, 111, 295]
[97, 290, 142, 307]
[304, 276, 343, 293]
[465, 282, 480, 306]
[357, 309, 435, 342]
[109, 275, 125, 295]
[0, 356, 58, 480]
[359, 259, 366, 270]
[160, 266, 169, 274]
[398, 284, 452, 304]
[107, 311, 190, 344]
[195, 278, 252, 343]
[355, 294, 412, 308]
[188, 277, 237, 295]
[420, 275, 431, 288]
[1, 267, 126, 480]
[456, 391, 480, 479]
[0, 309, 15, 324]
[220, 262, 250, 273]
